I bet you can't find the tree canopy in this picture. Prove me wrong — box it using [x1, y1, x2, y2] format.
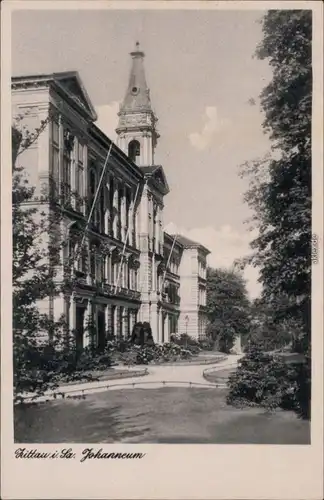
[206, 267, 251, 353]
[234, 10, 312, 418]
[240, 10, 312, 348]
[12, 121, 91, 400]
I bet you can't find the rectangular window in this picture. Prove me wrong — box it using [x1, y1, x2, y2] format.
[52, 121, 59, 145]
[100, 187, 105, 233]
[112, 262, 116, 285]
[75, 164, 84, 212]
[78, 142, 84, 163]
[90, 251, 96, 280]
[101, 256, 105, 282]
[50, 121, 60, 197]
[63, 153, 71, 204]
[74, 141, 84, 212]
[79, 246, 87, 274]
[51, 146, 59, 195]
[96, 254, 102, 282]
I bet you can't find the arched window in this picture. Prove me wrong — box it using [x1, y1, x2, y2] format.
[128, 140, 140, 163]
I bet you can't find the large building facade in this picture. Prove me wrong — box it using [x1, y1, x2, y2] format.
[12, 43, 210, 349]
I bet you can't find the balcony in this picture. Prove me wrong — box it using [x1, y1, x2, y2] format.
[74, 270, 88, 287]
[102, 281, 141, 301]
[161, 290, 180, 307]
[118, 287, 141, 301]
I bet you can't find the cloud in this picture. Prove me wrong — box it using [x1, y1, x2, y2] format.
[95, 101, 120, 141]
[189, 106, 230, 151]
[164, 222, 261, 300]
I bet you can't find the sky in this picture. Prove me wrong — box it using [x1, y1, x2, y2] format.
[11, 8, 273, 299]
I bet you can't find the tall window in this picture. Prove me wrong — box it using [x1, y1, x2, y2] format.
[50, 120, 60, 197]
[79, 245, 87, 274]
[109, 177, 114, 237]
[62, 129, 74, 204]
[106, 254, 112, 283]
[68, 232, 87, 275]
[128, 140, 140, 163]
[126, 188, 131, 245]
[75, 142, 84, 212]
[100, 187, 105, 233]
[90, 246, 96, 281]
[153, 205, 157, 252]
[101, 255, 106, 282]
[67, 233, 77, 276]
[89, 168, 99, 227]
[117, 187, 123, 239]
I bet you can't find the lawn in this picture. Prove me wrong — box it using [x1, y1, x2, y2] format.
[14, 387, 310, 444]
[203, 368, 236, 384]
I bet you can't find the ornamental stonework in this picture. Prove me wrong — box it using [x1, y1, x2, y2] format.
[120, 113, 150, 127]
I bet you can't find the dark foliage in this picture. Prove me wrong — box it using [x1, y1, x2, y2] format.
[227, 344, 305, 415]
[237, 10, 312, 418]
[206, 267, 251, 353]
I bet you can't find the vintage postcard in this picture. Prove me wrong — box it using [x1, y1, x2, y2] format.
[1, 0, 323, 499]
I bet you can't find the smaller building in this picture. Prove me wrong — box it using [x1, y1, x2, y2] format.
[162, 234, 210, 340]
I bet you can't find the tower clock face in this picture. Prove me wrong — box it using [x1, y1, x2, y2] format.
[131, 86, 139, 95]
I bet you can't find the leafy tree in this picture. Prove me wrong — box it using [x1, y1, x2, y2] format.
[12, 121, 93, 402]
[238, 10, 312, 418]
[206, 267, 251, 353]
[246, 297, 303, 351]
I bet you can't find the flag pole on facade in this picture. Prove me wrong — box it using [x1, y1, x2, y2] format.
[161, 233, 178, 293]
[114, 180, 141, 294]
[73, 140, 113, 270]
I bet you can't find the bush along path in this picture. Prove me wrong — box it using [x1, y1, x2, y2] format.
[19, 354, 242, 404]
[15, 326, 228, 404]
[227, 344, 308, 418]
[14, 324, 216, 403]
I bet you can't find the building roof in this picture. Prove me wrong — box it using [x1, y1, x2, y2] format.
[119, 42, 152, 114]
[171, 234, 211, 255]
[164, 231, 183, 251]
[12, 71, 98, 122]
[141, 165, 158, 174]
[141, 165, 170, 195]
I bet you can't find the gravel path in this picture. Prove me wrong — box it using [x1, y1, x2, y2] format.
[21, 354, 243, 403]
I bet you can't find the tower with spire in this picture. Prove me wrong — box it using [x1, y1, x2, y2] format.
[116, 42, 171, 342]
[116, 42, 159, 166]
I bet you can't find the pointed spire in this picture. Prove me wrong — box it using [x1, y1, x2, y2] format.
[131, 40, 144, 58]
[119, 41, 152, 113]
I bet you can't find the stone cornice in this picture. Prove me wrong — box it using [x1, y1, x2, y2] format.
[12, 73, 98, 122]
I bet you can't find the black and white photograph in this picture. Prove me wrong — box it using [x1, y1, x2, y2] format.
[1, 1, 323, 499]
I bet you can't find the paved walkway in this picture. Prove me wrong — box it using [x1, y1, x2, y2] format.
[22, 355, 243, 403]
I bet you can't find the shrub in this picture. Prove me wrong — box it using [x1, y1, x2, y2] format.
[227, 344, 299, 412]
[170, 333, 202, 354]
[198, 338, 215, 351]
